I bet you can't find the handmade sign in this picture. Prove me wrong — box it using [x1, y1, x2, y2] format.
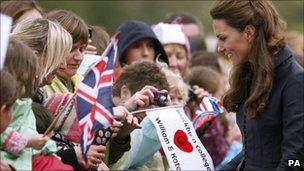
[147, 106, 214, 171]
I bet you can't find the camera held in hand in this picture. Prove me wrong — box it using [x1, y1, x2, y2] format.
[152, 91, 168, 107]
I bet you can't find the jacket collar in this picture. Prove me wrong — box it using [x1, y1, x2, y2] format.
[274, 45, 293, 68]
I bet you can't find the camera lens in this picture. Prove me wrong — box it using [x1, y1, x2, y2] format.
[158, 95, 168, 106]
[153, 91, 168, 107]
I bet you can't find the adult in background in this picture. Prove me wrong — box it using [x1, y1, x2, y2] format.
[164, 12, 207, 53]
[165, 12, 204, 38]
[43, 10, 89, 97]
[114, 20, 169, 80]
[77, 25, 110, 76]
[210, 0, 304, 170]
[153, 22, 191, 80]
[0, 0, 43, 26]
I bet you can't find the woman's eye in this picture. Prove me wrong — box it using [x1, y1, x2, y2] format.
[148, 43, 154, 49]
[219, 36, 226, 41]
[177, 55, 185, 60]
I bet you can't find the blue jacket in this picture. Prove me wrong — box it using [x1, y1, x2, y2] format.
[223, 46, 304, 171]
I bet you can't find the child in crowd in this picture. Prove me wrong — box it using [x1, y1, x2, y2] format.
[161, 67, 189, 106]
[0, 70, 17, 134]
[35, 93, 112, 170]
[189, 50, 230, 93]
[188, 66, 242, 170]
[189, 66, 224, 99]
[110, 61, 169, 170]
[157, 67, 189, 169]
[0, 70, 17, 171]
[1, 38, 73, 170]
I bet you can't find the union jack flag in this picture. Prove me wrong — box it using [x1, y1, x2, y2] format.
[76, 40, 117, 159]
[192, 96, 225, 129]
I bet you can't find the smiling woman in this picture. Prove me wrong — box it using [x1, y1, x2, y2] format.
[210, 0, 304, 170]
[43, 10, 89, 98]
[213, 19, 251, 66]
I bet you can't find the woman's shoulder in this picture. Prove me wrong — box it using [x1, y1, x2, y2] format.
[274, 47, 303, 83]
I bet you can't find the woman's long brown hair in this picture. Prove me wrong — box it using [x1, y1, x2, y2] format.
[210, 0, 286, 119]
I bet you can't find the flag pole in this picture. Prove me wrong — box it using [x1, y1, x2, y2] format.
[130, 105, 184, 115]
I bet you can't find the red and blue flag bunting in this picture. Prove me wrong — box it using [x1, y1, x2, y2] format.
[192, 96, 225, 129]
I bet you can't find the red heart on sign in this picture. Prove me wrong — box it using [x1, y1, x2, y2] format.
[173, 130, 193, 153]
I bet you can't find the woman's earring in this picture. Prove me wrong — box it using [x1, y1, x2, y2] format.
[248, 37, 252, 43]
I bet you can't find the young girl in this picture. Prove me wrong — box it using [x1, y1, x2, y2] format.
[0, 70, 17, 134]
[0, 70, 17, 171]
[0, 38, 73, 170]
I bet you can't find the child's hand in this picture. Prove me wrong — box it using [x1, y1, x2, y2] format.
[124, 85, 157, 111]
[111, 120, 123, 138]
[193, 85, 211, 99]
[112, 114, 141, 144]
[86, 145, 106, 168]
[27, 134, 49, 150]
[113, 106, 129, 120]
[0, 161, 13, 171]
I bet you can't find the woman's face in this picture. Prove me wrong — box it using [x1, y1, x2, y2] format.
[213, 19, 251, 66]
[164, 44, 188, 75]
[124, 38, 155, 65]
[57, 42, 86, 79]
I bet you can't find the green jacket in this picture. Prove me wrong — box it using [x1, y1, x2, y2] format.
[0, 98, 57, 170]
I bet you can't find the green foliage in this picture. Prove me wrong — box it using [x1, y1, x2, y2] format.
[40, 0, 303, 36]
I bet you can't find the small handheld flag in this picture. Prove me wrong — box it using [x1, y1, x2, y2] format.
[192, 96, 225, 129]
[76, 40, 117, 159]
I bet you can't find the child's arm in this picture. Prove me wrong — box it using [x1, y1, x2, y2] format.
[1, 130, 28, 155]
[26, 134, 49, 150]
[1, 129, 48, 155]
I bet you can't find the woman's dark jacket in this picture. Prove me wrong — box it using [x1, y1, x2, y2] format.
[223, 46, 304, 171]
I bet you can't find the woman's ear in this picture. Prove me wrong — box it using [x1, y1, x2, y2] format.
[0, 105, 10, 114]
[120, 85, 131, 102]
[244, 25, 256, 43]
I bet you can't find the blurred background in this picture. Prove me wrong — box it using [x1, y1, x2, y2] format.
[40, 0, 303, 36]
